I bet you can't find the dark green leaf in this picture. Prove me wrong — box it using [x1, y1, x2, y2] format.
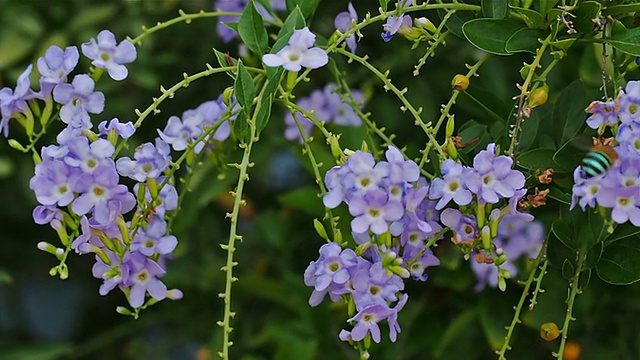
[457, 122, 491, 154]
[597, 238, 640, 285]
[552, 218, 578, 249]
[506, 28, 546, 53]
[438, 9, 475, 39]
[234, 61, 256, 109]
[256, 67, 285, 133]
[233, 108, 250, 143]
[462, 19, 522, 55]
[550, 38, 577, 52]
[516, 148, 557, 170]
[588, 210, 608, 246]
[552, 140, 583, 172]
[584, 242, 603, 269]
[574, 1, 600, 33]
[238, 1, 269, 56]
[286, 0, 320, 20]
[535, 0, 559, 16]
[482, 0, 507, 19]
[255, 0, 275, 17]
[434, 309, 478, 358]
[517, 103, 549, 151]
[510, 6, 545, 29]
[603, 4, 640, 16]
[606, 225, 640, 245]
[608, 27, 640, 56]
[214, 49, 238, 70]
[547, 186, 572, 205]
[547, 232, 575, 268]
[379, 0, 390, 11]
[578, 268, 591, 290]
[277, 186, 325, 215]
[278, 6, 305, 39]
[552, 80, 592, 146]
[562, 259, 575, 280]
[459, 86, 511, 123]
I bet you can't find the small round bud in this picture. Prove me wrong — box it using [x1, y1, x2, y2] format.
[451, 74, 469, 91]
[313, 219, 329, 241]
[563, 341, 582, 360]
[528, 85, 549, 108]
[222, 87, 235, 106]
[540, 322, 560, 341]
[167, 289, 184, 300]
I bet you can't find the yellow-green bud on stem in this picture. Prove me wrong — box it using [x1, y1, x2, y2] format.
[82, 128, 99, 142]
[494, 248, 507, 266]
[37, 241, 63, 257]
[446, 138, 458, 161]
[147, 178, 159, 199]
[116, 215, 131, 246]
[334, 228, 344, 246]
[91, 67, 104, 83]
[58, 264, 69, 280]
[313, 219, 330, 241]
[445, 116, 455, 138]
[379, 231, 391, 249]
[116, 306, 133, 316]
[8, 139, 27, 152]
[222, 87, 235, 106]
[355, 241, 373, 256]
[528, 85, 549, 108]
[389, 265, 410, 278]
[327, 134, 344, 164]
[476, 202, 486, 228]
[481, 225, 491, 251]
[498, 268, 511, 292]
[286, 71, 298, 92]
[416, 17, 438, 33]
[41, 96, 54, 127]
[451, 74, 469, 91]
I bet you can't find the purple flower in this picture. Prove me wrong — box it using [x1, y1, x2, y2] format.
[352, 262, 404, 309]
[508, 188, 534, 222]
[0, 65, 36, 137]
[465, 143, 525, 204]
[407, 249, 440, 281]
[92, 250, 129, 295]
[326, 87, 364, 126]
[262, 27, 328, 72]
[53, 74, 105, 128]
[596, 186, 640, 226]
[334, 2, 358, 53]
[116, 138, 171, 182]
[125, 253, 167, 308]
[440, 208, 477, 242]
[570, 167, 602, 210]
[385, 146, 419, 184]
[32, 205, 62, 225]
[72, 165, 136, 225]
[29, 159, 82, 207]
[81, 30, 137, 81]
[304, 242, 359, 306]
[98, 118, 136, 140]
[157, 112, 205, 152]
[499, 215, 545, 260]
[619, 81, 640, 125]
[64, 137, 115, 174]
[585, 96, 620, 129]
[349, 189, 404, 235]
[37, 45, 79, 96]
[470, 252, 517, 291]
[346, 303, 395, 343]
[381, 1, 413, 42]
[131, 218, 178, 256]
[133, 178, 178, 217]
[429, 159, 472, 210]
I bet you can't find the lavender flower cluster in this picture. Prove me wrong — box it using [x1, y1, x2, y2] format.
[284, 84, 364, 142]
[214, 0, 286, 43]
[1, 29, 236, 313]
[572, 80, 640, 226]
[305, 144, 542, 344]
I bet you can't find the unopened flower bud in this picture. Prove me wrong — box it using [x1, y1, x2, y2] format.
[528, 85, 549, 108]
[540, 322, 560, 341]
[166, 289, 184, 300]
[415, 17, 438, 33]
[445, 116, 455, 138]
[222, 87, 235, 106]
[116, 306, 133, 316]
[327, 134, 344, 164]
[313, 219, 329, 241]
[451, 74, 469, 91]
[8, 139, 26, 152]
[390, 265, 410, 278]
[37, 241, 58, 255]
[481, 225, 491, 251]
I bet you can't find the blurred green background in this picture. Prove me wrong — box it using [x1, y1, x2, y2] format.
[2, 1, 640, 359]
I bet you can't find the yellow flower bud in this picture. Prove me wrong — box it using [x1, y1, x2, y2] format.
[528, 85, 549, 108]
[451, 74, 469, 91]
[540, 322, 560, 341]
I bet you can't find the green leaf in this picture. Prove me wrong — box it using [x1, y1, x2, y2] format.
[552, 80, 592, 146]
[584, 242, 603, 269]
[562, 259, 575, 280]
[462, 19, 522, 55]
[574, 1, 601, 33]
[256, 67, 285, 133]
[506, 28, 547, 53]
[606, 225, 640, 245]
[379, 0, 390, 11]
[438, 9, 475, 39]
[482, 0, 507, 19]
[233, 108, 250, 143]
[213, 49, 238, 78]
[457, 122, 491, 154]
[552, 140, 583, 172]
[608, 27, 640, 56]
[277, 186, 325, 215]
[550, 38, 577, 52]
[434, 309, 479, 358]
[597, 238, 640, 285]
[534, 0, 559, 16]
[234, 61, 256, 109]
[238, 1, 269, 56]
[510, 6, 545, 29]
[603, 4, 640, 16]
[286, 0, 320, 20]
[547, 186, 572, 205]
[552, 218, 578, 249]
[278, 6, 305, 39]
[516, 148, 557, 170]
[517, 103, 549, 151]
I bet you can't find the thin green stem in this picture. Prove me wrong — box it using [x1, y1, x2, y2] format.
[497, 239, 548, 359]
[554, 250, 585, 359]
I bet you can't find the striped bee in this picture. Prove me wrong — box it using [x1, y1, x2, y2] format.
[581, 144, 618, 178]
